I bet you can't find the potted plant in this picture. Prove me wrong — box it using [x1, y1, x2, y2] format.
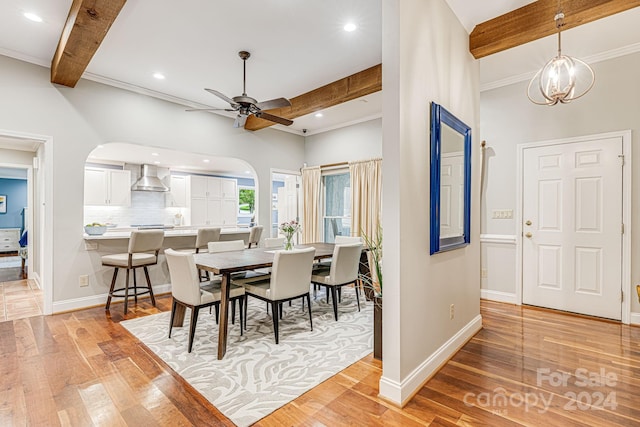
[360, 224, 382, 360]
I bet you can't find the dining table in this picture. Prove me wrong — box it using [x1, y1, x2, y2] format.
[190, 242, 337, 359]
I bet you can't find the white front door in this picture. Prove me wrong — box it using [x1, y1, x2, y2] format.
[522, 137, 622, 320]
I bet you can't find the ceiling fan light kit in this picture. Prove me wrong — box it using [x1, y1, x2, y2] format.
[527, 3, 595, 106]
[187, 51, 293, 128]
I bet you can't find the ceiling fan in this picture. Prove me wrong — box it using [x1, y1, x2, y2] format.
[187, 51, 293, 128]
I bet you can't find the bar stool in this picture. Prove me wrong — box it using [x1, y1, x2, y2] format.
[247, 225, 263, 248]
[103, 230, 165, 314]
[193, 227, 221, 280]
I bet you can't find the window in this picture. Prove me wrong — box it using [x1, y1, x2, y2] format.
[238, 186, 255, 225]
[323, 172, 350, 242]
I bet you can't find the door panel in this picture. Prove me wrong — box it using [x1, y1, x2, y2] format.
[522, 137, 622, 320]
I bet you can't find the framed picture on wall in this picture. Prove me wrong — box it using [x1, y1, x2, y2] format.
[0, 195, 6, 214]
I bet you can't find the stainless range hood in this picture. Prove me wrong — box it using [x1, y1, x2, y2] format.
[131, 164, 169, 192]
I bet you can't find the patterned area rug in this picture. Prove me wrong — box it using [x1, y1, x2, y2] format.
[122, 288, 373, 426]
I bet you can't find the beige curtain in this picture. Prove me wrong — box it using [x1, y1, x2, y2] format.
[301, 166, 321, 243]
[349, 158, 382, 240]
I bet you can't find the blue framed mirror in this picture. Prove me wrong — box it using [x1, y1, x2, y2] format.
[430, 102, 471, 254]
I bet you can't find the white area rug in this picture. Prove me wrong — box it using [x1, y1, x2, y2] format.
[0, 256, 21, 268]
[122, 288, 373, 426]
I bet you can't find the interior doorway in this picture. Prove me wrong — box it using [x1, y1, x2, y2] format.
[517, 131, 631, 322]
[271, 170, 301, 241]
[0, 130, 52, 316]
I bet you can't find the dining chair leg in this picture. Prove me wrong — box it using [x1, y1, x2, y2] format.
[214, 304, 219, 324]
[143, 266, 156, 306]
[188, 306, 200, 353]
[354, 282, 361, 311]
[279, 302, 283, 320]
[105, 268, 119, 310]
[168, 299, 177, 338]
[244, 294, 249, 328]
[124, 268, 130, 314]
[337, 287, 342, 303]
[271, 301, 280, 344]
[330, 286, 339, 321]
[231, 299, 236, 325]
[306, 294, 313, 331]
[238, 298, 244, 336]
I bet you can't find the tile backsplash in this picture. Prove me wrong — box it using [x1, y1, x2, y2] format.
[84, 191, 186, 227]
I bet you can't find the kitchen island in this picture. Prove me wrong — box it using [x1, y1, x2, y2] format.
[84, 226, 251, 244]
[81, 227, 252, 307]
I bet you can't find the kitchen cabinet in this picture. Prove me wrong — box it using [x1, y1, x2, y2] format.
[84, 168, 131, 206]
[188, 176, 237, 226]
[165, 175, 187, 207]
[0, 228, 20, 252]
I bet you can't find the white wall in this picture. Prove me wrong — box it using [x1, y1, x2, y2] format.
[304, 118, 382, 166]
[480, 51, 640, 315]
[0, 55, 305, 307]
[380, 0, 481, 405]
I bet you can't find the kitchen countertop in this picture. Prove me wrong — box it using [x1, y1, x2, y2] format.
[83, 226, 250, 240]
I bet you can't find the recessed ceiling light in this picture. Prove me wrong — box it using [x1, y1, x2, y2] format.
[151, 152, 159, 156]
[96, 145, 104, 149]
[203, 159, 210, 163]
[315, 113, 323, 118]
[154, 161, 161, 164]
[24, 12, 43, 23]
[245, 170, 251, 174]
[153, 72, 165, 80]
[344, 22, 357, 32]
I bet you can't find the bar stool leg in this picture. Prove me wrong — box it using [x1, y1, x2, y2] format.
[124, 268, 130, 314]
[143, 266, 156, 306]
[105, 268, 119, 310]
[133, 268, 138, 304]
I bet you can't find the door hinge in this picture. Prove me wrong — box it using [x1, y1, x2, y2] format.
[618, 154, 625, 166]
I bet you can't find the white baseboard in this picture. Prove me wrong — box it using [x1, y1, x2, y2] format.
[481, 289, 517, 304]
[630, 312, 640, 326]
[379, 314, 483, 406]
[52, 283, 172, 313]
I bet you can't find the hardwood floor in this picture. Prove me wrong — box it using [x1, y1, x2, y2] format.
[1, 298, 638, 426]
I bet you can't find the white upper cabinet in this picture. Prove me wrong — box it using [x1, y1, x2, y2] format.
[166, 175, 187, 207]
[187, 176, 237, 226]
[84, 168, 131, 207]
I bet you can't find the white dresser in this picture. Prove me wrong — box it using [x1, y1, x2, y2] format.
[0, 228, 21, 252]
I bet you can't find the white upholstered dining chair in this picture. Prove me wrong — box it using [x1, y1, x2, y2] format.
[310, 242, 362, 320]
[165, 249, 245, 353]
[233, 247, 316, 344]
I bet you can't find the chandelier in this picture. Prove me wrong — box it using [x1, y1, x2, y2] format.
[527, 2, 595, 106]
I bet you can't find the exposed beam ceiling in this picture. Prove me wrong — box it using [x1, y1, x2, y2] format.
[51, 0, 127, 87]
[244, 64, 382, 131]
[470, 0, 640, 59]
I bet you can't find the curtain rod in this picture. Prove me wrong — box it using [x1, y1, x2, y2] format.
[320, 161, 348, 169]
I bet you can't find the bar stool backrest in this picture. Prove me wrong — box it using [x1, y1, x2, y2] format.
[128, 230, 165, 255]
[195, 227, 221, 251]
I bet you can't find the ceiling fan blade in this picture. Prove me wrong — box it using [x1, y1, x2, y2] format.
[185, 107, 236, 112]
[255, 97, 291, 110]
[234, 114, 249, 128]
[205, 88, 240, 107]
[254, 111, 293, 126]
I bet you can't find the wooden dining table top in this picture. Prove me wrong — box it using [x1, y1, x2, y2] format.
[193, 242, 336, 274]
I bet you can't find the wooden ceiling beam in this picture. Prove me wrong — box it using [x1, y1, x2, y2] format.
[51, 0, 127, 87]
[244, 63, 382, 131]
[470, 0, 640, 59]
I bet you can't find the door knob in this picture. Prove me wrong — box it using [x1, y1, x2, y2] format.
[525, 220, 532, 226]
[525, 232, 532, 238]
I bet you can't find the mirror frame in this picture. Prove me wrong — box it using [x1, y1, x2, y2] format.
[430, 102, 471, 254]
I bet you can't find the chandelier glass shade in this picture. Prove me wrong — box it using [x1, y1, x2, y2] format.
[527, 11, 595, 106]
